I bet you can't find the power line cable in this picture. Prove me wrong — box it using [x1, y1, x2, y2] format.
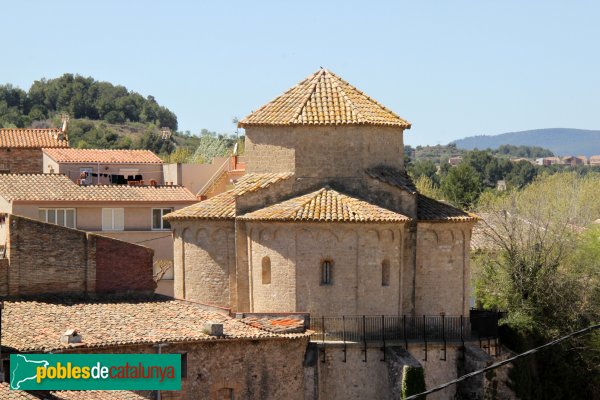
[406, 322, 600, 400]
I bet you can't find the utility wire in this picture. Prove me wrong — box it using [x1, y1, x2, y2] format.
[406, 322, 600, 400]
[134, 234, 172, 244]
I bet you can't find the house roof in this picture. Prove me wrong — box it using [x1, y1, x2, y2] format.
[43, 148, 163, 164]
[417, 194, 479, 223]
[164, 173, 293, 220]
[2, 297, 307, 353]
[0, 383, 146, 400]
[164, 190, 237, 220]
[0, 128, 69, 148]
[238, 187, 410, 223]
[0, 174, 197, 203]
[239, 68, 411, 128]
[365, 166, 417, 194]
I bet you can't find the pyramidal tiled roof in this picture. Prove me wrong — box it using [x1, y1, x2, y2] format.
[0, 128, 69, 148]
[238, 187, 410, 223]
[239, 68, 411, 128]
[164, 173, 293, 220]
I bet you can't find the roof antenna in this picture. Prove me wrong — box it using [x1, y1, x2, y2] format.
[60, 113, 70, 132]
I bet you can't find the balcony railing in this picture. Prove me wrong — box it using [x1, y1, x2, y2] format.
[309, 312, 501, 344]
[310, 315, 470, 344]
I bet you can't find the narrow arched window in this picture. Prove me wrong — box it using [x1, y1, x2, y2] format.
[262, 256, 271, 284]
[382, 260, 390, 287]
[321, 260, 332, 285]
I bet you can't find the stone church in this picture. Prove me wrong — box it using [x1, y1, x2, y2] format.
[165, 68, 477, 318]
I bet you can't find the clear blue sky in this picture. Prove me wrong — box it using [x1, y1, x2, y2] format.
[2, 1, 599, 146]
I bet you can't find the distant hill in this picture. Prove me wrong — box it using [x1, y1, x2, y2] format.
[452, 128, 600, 157]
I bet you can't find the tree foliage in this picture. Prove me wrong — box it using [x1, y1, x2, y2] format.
[473, 172, 600, 399]
[441, 163, 482, 208]
[189, 130, 242, 163]
[0, 74, 177, 130]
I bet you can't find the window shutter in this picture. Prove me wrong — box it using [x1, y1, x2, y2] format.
[114, 208, 125, 230]
[102, 209, 112, 230]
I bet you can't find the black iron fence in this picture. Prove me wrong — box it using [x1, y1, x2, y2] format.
[309, 312, 501, 344]
[310, 315, 470, 343]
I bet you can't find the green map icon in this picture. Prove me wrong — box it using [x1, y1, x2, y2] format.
[10, 354, 49, 389]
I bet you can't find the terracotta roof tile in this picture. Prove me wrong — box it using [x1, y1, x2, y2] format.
[0, 128, 69, 148]
[366, 166, 417, 194]
[164, 173, 293, 220]
[2, 297, 307, 353]
[238, 188, 410, 223]
[417, 194, 478, 222]
[163, 189, 237, 220]
[0, 383, 147, 399]
[241, 317, 306, 334]
[0, 174, 197, 202]
[239, 68, 411, 128]
[43, 148, 163, 164]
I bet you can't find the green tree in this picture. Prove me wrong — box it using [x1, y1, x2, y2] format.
[473, 173, 600, 399]
[441, 163, 482, 208]
[408, 159, 438, 184]
[415, 175, 443, 199]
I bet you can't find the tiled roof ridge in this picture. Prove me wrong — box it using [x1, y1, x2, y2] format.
[291, 69, 323, 124]
[0, 127, 62, 131]
[327, 69, 405, 125]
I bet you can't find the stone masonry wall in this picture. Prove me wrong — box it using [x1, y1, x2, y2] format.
[2, 214, 155, 296]
[406, 343, 460, 400]
[65, 337, 310, 400]
[244, 125, 405, 177]
[0, 148, 44, 173]
[172, 219, 236, 307]
[245, 222, 407, 315]
[415, 222, 474, 316]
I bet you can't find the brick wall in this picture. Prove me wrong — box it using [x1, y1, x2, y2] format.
[1, 214, 155, 296]
[95, 235, 155, 293]
[0, 148, 44, 173]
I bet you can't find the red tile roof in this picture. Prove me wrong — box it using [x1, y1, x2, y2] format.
[43, 148, 163, 164]
[0, 174, 197, 203]
[239, 68, 411, 128]
[241, 317, 306, 334]
[0, 383, 147, 399]
[238, 187, 410, 223]
[2, 297, 308, 353]
[0, 128, 69, 148]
